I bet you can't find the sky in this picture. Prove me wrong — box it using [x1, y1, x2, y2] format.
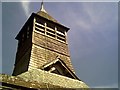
[1, 1, 118, 88]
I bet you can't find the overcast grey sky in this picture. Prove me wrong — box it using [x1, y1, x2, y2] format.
[1, 1, 118, 88]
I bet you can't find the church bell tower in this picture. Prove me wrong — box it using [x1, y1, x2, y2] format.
[13, 2, 75, 77]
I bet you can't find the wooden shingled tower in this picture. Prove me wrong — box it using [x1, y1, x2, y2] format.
[0, 2, 89, 89]
[12, 2, 76, 77]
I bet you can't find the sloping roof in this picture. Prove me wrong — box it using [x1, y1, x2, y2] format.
[0, 74, 62, 89]
[37, 11, 58, 24]
[40, 58, 81, 80]
[0, 70, 89, 89]
[1, 68, 89, 89]
[18, 69, 89, 88]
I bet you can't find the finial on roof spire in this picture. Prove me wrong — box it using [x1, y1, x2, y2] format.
[40, 0, 47, 13]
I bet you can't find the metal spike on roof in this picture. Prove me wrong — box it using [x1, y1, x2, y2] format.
[37, 1, 58, 23]
[40, 0, 47, 13]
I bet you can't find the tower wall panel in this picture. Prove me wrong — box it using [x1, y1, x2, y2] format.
[29, 44, 74, 73]
[13, 48, 31, 75]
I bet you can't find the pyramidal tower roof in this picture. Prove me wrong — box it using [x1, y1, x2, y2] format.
[37, 2, 58, 23]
